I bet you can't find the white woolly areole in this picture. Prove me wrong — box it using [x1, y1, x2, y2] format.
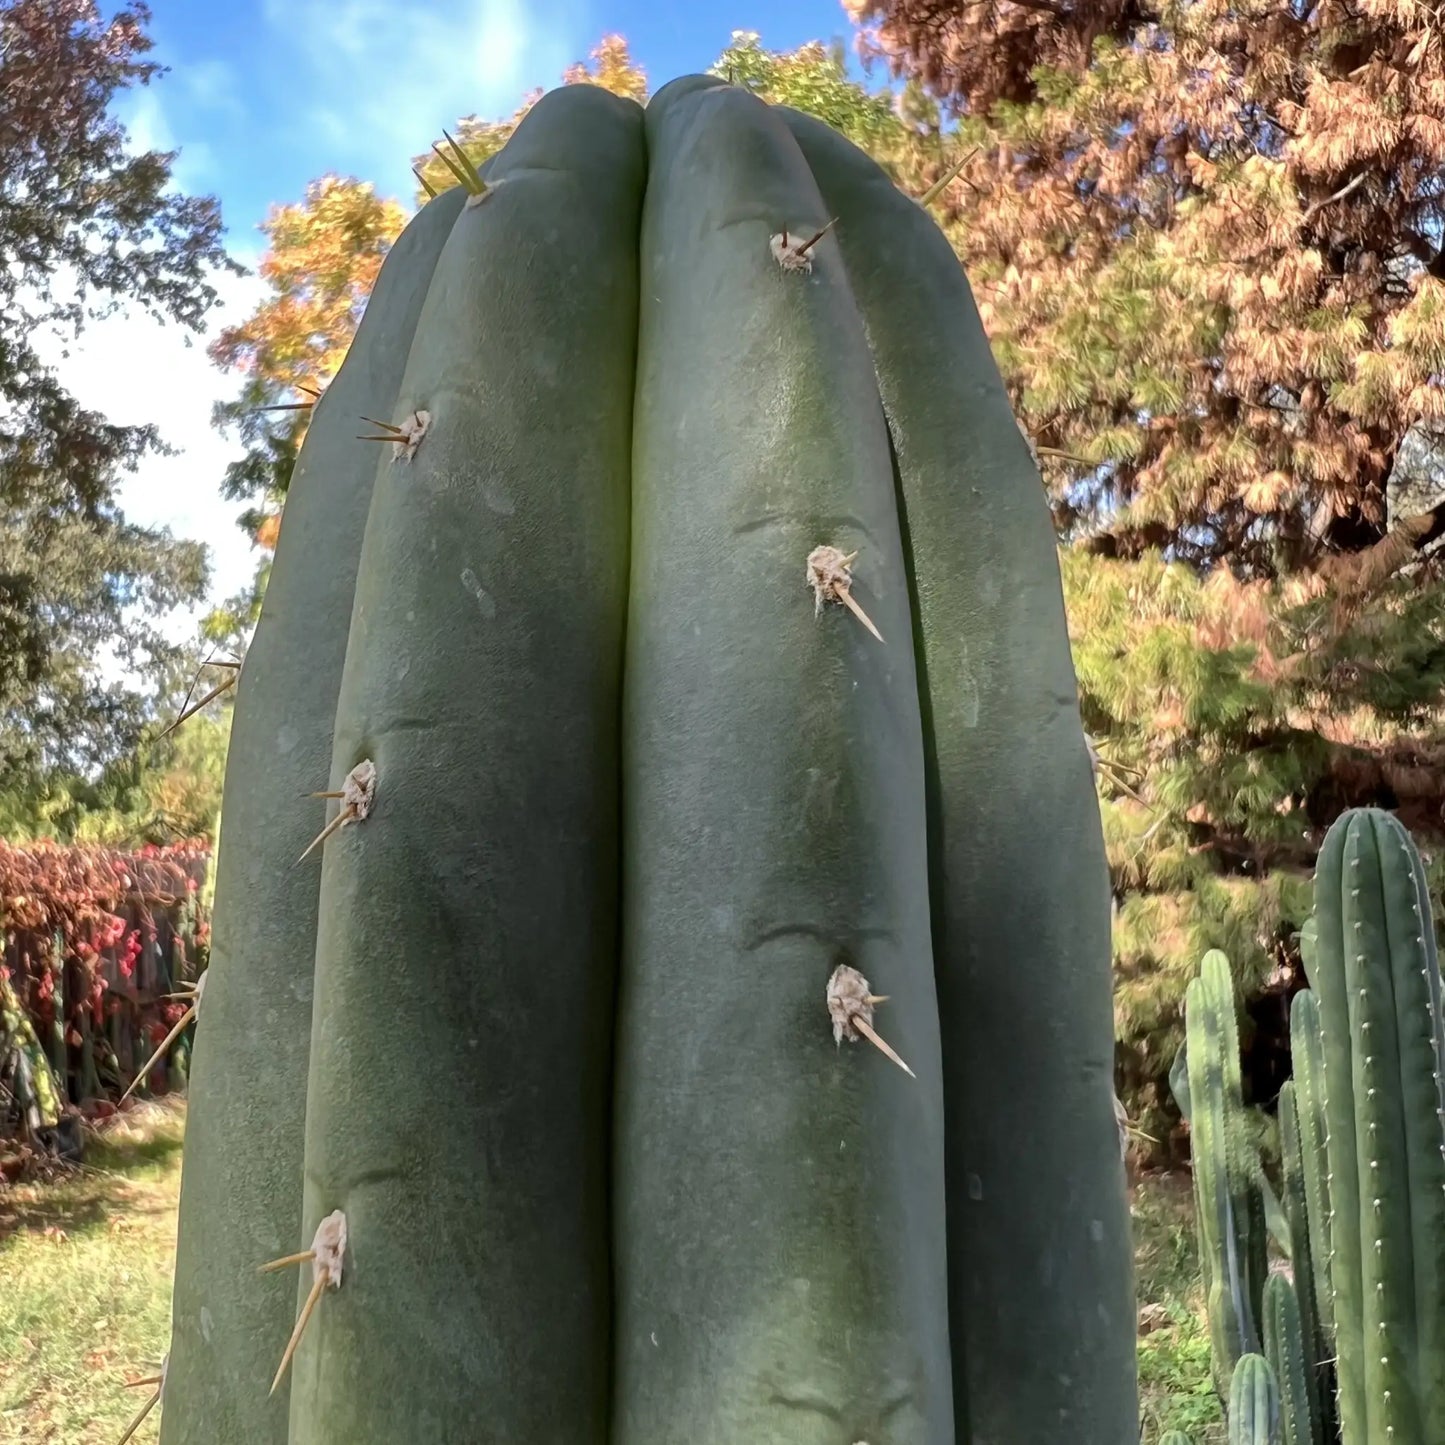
[394, 409, 429, 461]
[806, 544, 857, 615]
[311, 1209, 348, 1288]
[344, 759, 377, 821]
[770, 230, 815, 273]
[827, 964, 878, 1045]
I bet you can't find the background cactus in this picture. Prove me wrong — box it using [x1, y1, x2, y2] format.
[155, 75, 1136, 1444]
[1229, 1353, 1280, 1445]
[1262, 1270, 1318, 1445]
[1305, 807, 1445, 1444]
[1183, 949, 1269, 1388]
[1177, 807, 1445, 1445]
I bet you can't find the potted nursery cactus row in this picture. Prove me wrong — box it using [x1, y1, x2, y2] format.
[1170, 806, 1445, 1444]
[135, 74, 1137, 1445]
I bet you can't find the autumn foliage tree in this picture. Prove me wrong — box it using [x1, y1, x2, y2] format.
[851, 0, 1445, 1145]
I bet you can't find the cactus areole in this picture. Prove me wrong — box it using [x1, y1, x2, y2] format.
[160, 77, 1135, 1444]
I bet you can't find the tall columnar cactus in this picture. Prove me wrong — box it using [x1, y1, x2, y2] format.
[155, 76, 1136, 1444]
[1184, 949, 1269, 1389]
[1274, 1083, 1332, 1442]
[1230, 1354, 1281, 1445]
[1286, 989, 1334, 1355]
[1305, 807, 1445, 1444]
[1262, 1269, 1319, 1445]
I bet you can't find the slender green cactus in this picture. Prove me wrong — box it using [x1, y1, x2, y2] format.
[1286, 990, 1334, 1352]
[1185, 949, 1269, 1389]
[1230, 1353, 1280, 1445]
[1276, 1085, 1330, 1440]
[1306, 807, 1445, 1444]
[1263, 1270, 1319, 1445]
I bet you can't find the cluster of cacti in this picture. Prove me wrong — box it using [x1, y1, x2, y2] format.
[142, 76, 1137, 1443]
[1174, 805, 1445, 1445]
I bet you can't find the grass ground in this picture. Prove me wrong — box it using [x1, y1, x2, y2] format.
[0, 1100, 183, 1444]
[0, 1105, 1221, 1443]
[1131, 1169, 1226, 1444]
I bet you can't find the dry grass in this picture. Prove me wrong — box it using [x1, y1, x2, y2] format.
[0, 1100, 184, 1444]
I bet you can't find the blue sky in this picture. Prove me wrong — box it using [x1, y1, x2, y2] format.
[53, 0, 870, 656]
[132, 0, 865, 257]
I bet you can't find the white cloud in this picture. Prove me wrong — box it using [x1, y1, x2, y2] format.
[262, 0, 584, 196]
[30, 261, 269, 655]
[115, 82, 216, 195]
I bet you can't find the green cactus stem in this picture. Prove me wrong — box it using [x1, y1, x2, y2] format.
[1306, 807, 1445, 1444]
[1262, 1270, 1319, 1445]
[1229, 1353, 1280, 1445]
[1184, 950, 1268, 1390]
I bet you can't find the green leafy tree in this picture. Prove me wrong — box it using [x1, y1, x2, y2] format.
[0, 0, 239, 776]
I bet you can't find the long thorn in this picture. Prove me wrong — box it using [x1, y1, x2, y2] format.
[297, 382, 321, 398]
[796, 217, 837, 256]
[865, 994, 890, 1005]
[358, 415, 406, 435]
[431, 139, 474, 193]
[123, 1374, 164, 1389]
[270, 1274, 326, 1396]
[116, 1004, 197, 1109]
[852, 1016, 916, 1078]
[116, 1388, 161, 1445]
[918, 146, 980, 208]
[838, 588, 884, 643]
[296, 804, 356, 865]
[442, 129, 486, 194]
[414, 166, 439, 199]
[259, 1249, 316, 1275]
[307, 790, 346, 799]
[247, 401, 314, 414]
[156, 676, 236, 742]
[356, 435, 403, 443]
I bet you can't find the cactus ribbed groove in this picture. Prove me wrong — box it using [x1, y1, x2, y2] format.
[1185, 949, 1268, 1388]
[158, 76, 1134, 1444]
[1307, 807, 1445, 1445]
[1229, 1354, 1280, 1445]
